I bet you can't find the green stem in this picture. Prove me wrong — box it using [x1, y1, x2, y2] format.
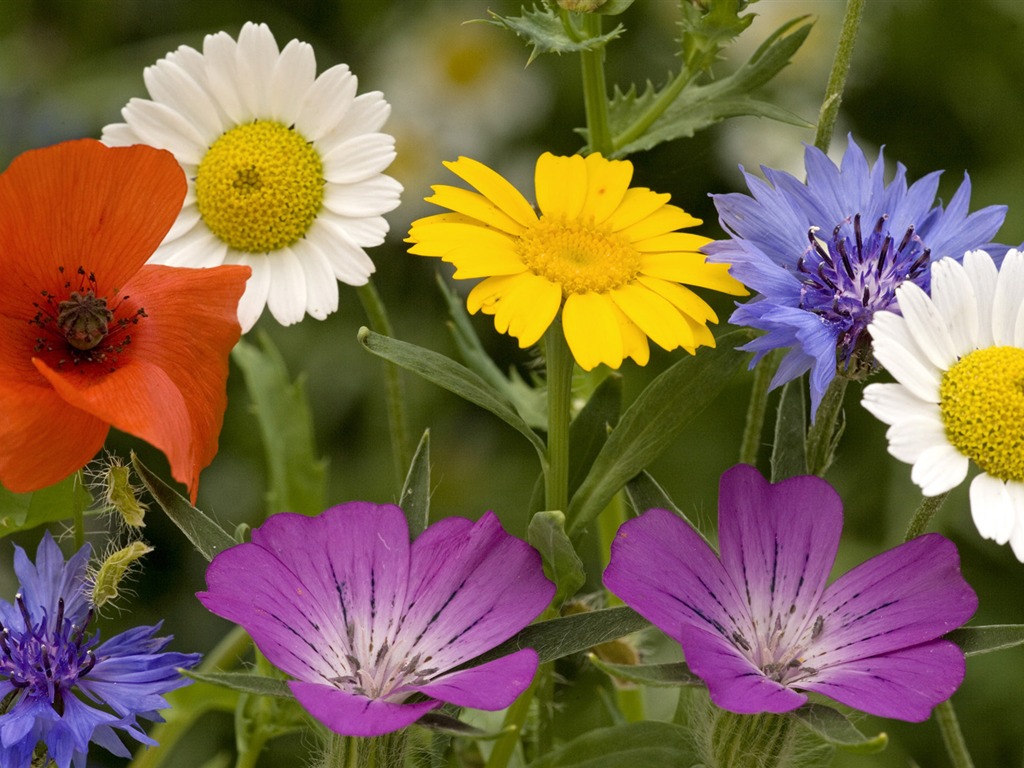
[72, 470, 86, 551]
[903, 492, 949, 540]
[234, 726, 270, 768]
[738, 353, 778, 467]
[579, 13, 613, 156]
[935, 699, 976, 768]
[613, 69, 692, 154]
[356, 280, 412, 484]
[485, 675, 539, 768]
[813, 0, 866, 152]
[545, 321, 574, 515]
[805, 376, 847, 477]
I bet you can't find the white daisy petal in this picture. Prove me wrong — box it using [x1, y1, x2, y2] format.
[861, 382, 941, 426]
[143, 58, 224, 141]
[231, 255, 271, 333]
[869, 312, 942, 402]
[323, 176, 403, 218]
[1008, 492, 1024, 562]
[293, 240, 341, 320]
[120, 99, 207, 164]
[322, 134, 397, 184]
[893, 281, 957, 369]
[235, 22, 280, 116]
[265, 250, 309, 326]
[318, 211, 390, 248]
[202, 30, 249, 124]
[910, 443, 969, 496]
[156, 227, 228, 268]
[992, 248, 1024, 346]
[969, 473, 1017, 545]
[927, 256, 978, 357]
[963, 249, 999, 348]
[270, 39, 317, 122]
[308, 223, 375, 284]
[319, 92, 391, 145]
[163, 204, 203, 244]
[884, 417, 949, 465]
[295, 64, 357, 141]
[100, 122, 140, 146]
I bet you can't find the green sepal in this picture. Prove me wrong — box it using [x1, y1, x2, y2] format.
[526, 721, 698, 768]
[567, 333, 748, 537]
[946, 624, 1024, 656]
[624, 471, 710, 545]
[789, 703, 888, 753]
[0, 474, 92, 538]
[488, 5, 625, 62]
[607, 17, 812, 157]
[587, 656, 703, 688]
[399, 429, 431, 539]
[770, 378, 808, 481]
[678, 0, 755, 73]
[358, 327, 547, 461]
[184, 670, 293, 699]
[132, 453, 237, 562]
[569, 373, 622, 497]
[232, 332, 327, 517]
[417, 712, 510, 739]
[528, 510, 586, 606]
[474, 606, 648, 666]
[596, 0, 637, 15]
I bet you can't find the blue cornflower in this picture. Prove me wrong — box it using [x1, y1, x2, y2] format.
[0, 533, 199, 768]
[705, 135, 1006, 417]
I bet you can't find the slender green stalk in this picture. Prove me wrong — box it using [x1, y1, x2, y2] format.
[805, 376, 847, 477]
[738, 352, 778, 466]
[72, 469, 86, 551]
[935, 699, 976, 768]
[485, 675, 538, 768]
[813, 0, 866, 152]
[234, 726, 270, 768]
[544, 322, 574, 515]
[579, 13, 613, 156]
[612, 68, 692, 153]
[356, 280, 412, 483]
[903, 491, 949, 540]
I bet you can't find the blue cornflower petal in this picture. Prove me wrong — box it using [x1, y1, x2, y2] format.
[707, 134, 1008, 417]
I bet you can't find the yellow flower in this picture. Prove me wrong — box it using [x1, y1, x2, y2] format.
[407, 152, 746, 369]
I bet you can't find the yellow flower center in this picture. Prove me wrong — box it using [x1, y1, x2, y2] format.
[940, 346, 1024, 482]
[195, 121, 324, 253]
[516, 217, 641, 296]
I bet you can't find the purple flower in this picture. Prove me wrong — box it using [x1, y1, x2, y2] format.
[197, 502, 555, 737]
[0, 532, 200, 768]
[705, 135, 1006, 417]
[603, 465, 977, 722]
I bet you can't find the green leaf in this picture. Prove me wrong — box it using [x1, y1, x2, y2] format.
[946, 624, 1024, 656]
[232, 333, 327, 516]
[400, 430, 431, 539]
[608, 17, 813, 157]
[567, 333, 748, 537]
[417, 712, 509, 739]
[0, 474, 92, 538]
[358, 327, 547, 461]
[569, 373, 622, 498]
[679, 0, 755, 73]
[790, 703, 888, 753]
[185, 670, 293, 699]
[475, 606, 649, 667]
[488, 5, 625, 61]
[587, 656, 702, 688]
[132, 454, 237, 562]
[770, 379, 807, 481]
[528, 510, 586, 606]
[624, 471, 709, 544]
[597, 0, 637, 14]
[527, 721, 697, 768]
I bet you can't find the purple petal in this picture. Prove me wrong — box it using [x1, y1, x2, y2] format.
[401, 512, 553, 671]
[799, 640, 966, 722]
[717, 466, 841, 647]
[288, 681, 439, 737]
[679, 623, 806, 714]
[412, 648, 538, 710]
[806, 534, 977, 670]
[603, 507, 750, 646]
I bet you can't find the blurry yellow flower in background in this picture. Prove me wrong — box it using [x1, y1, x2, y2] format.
[408, 152, 746, 370]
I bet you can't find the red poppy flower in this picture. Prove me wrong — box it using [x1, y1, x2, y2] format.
[0, 139, 250, 501]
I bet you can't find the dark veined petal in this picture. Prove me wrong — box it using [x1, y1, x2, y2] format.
[288, 680, 439, 738]
[410, 648, 538, 710]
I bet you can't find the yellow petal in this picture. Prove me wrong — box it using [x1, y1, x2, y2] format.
[498, 274, 561, 347]
[407, 220, 517, 256]
[468, 274, 524, 314]
[563, 292, 624, 370]
[633, 232, 711, 253]
[536, 153, 587, 219]
[444, 245, 528, 279]
[444, 156, 538, 228]
[425, 185, 526, 235]
[636, 275, 718, 324]
[605, 187, 671, 232]
[610, 282, 694, 352]
[640, 252, 747, 295]
[611, 301, 651, 366]
[620, 204, 702, 243]
[581, 153, 634, 224]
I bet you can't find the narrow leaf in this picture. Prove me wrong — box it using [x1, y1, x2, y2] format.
[417, 712, 508, 739]
[400, 430, 431, 538]
[587, 656, 703, 688]
[232, 333, 327, 516]
[946, 624, 1024, 656]
[132, 454, 236, 562]
[623, 471, 710, 545]
[770, 379, 807, 481]
[528, 721, 697, 768]
[358, 327, 547, 460]
[790, 703, 888, 753]
[567, 333, 748, 537]
[0, 474, 92, 538]
[185, 670, 293, 699]
[528, 510, 586, 606]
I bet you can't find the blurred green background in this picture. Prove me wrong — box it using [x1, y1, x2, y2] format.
[1, 0, 1021, 765]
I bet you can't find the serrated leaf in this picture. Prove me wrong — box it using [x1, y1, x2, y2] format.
[489, 5, 625, 61]
[946, 624, 1024, 656]
[566, 333, 748, 537]
[771, 379, 807, 482]
[569, 373, 622, 497]
[0, 474, 92, 538]
[399, 430, 431, 539]
[185, 670, 293, 699]
[232, 333, 327, 517]
[588, 656, 702, 688]
[132, 454, 237, 562]
[358, 327, 547, 461]
[790, 703, 888, 753]
[528, 510, 586, 606]
[527, 721, 697, 768]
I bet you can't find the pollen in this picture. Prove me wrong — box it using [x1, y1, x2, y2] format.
[516, 217, 641, 296]
[195, 120, 324, 253]
[940, 346, 1024, 482]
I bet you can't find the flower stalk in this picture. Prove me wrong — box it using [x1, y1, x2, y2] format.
[579, 13, 613, 156]
[813, 0, 866, 152]
[545, 321, 574, 515]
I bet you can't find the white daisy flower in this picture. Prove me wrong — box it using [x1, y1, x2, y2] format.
[863, 248, 1024, 561]
[102, 22, 402, 331]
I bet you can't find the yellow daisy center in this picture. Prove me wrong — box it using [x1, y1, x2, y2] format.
[516, 218, 641, 296]
[940, 346, 1024, 482]
[195, 120, 324, 253]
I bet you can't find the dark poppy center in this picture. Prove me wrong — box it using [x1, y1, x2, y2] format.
[58, 290, 112, 351]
